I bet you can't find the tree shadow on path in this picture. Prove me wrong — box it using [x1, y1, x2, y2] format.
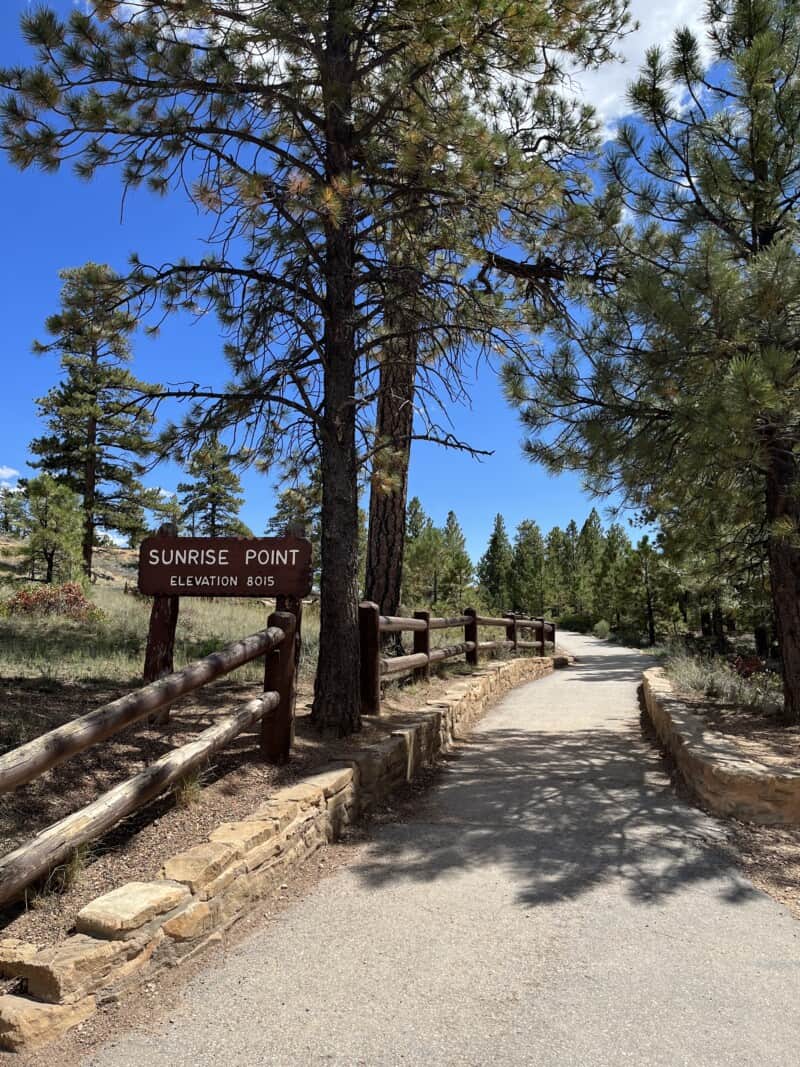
[355, 721, 758, 911]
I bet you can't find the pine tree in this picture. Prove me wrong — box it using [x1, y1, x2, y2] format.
[577, 509, 604, 615]
[506, 0, 800, 716]
[266, 468, 322, 585]
[439, 512, 473, 609]
[22, 474, 82, 583]
[29, 263, 159, 576]
[478, 515, 514, 612]
[157, 493, 186, 535]
[543, 527, 568, 616]
[562, 520, 581, 612]
[178, 437, 251, 538]
[402, 500, 445, 608]
[596, 523, 633, 629]
[0, 487, 26, 537]
[511, 520, 546, 615]
[362, 4, 627, 622]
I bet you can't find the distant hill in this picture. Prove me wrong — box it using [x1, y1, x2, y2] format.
[0, 536, 138, 587]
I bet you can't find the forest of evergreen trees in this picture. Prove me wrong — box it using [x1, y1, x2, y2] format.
[402, 501, 756, 650]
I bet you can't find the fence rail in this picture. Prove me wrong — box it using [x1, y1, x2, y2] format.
[0, 597, 551, 906]
[0, 609, 299, 909]
[359, 602, 555, 715]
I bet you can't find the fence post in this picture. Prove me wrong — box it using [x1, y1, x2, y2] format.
[413, 610, 431, 683]
[143, 522, 180, 725]
[277, 592, 303, 679]
[537, 617, 546, 656]
[359, 601, 381, 716]
[465, 607, 478, 666]
[262, 611, 297, 763]
[550, 620, 557, 652]
[505, 613, 517, 653]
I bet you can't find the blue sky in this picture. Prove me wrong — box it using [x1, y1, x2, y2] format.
[0, 1, 705, 561]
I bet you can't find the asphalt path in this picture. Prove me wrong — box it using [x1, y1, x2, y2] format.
[86, 634, 800, 1066]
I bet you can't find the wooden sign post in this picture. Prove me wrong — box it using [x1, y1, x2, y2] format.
[139, 531, 312, 730]
[142, 524, 181, 724]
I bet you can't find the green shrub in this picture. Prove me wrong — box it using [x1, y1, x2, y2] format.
[593, 618, 610, 639]
[557, 612, 594, 633]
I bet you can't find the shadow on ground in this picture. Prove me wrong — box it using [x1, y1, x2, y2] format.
[355, 703, 756, 912]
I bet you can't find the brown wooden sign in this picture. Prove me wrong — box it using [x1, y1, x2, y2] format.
[138, 535, 313, 598]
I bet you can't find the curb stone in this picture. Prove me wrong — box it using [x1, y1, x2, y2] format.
[642, 667, 800, 825]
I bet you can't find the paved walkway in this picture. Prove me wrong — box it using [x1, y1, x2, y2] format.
[88, 635, 800, 1066]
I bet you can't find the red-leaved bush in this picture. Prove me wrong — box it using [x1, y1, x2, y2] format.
[5, 582, 103, 622]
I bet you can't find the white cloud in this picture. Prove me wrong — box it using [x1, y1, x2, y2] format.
[575, 0, 709, 134]
[0, 466, 19, 481]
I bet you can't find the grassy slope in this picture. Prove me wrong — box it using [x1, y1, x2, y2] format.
[0, 537, 319, 688]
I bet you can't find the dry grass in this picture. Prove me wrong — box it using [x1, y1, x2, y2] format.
[0, 536, 321, 718]
[664, 650, 783, 713]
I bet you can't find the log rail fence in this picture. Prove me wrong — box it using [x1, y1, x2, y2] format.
[0, 597, 553, 907]
[0, 608, 299, 909]
[359, 602, 556, 715]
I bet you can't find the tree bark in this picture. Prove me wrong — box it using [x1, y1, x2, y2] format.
[364, 335, 416, 618]
[311, 0, 361, 737]
[764, 433, 800, 721]
[82, 412, 97, 578]
[82, 347, 100, 577]
[643, 557, 656, 646]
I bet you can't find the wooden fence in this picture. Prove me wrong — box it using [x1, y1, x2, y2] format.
[0, 598, 552, 906]
[359, 602, 556, 715]
[0, 609, 298, 909]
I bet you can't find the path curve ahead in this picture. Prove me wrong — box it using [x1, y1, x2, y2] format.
[88, 634, 800, 1066]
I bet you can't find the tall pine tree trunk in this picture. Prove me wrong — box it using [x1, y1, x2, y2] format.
[364, 333, 416, 618]
[364, 176, 423, 621]
[643, 557, 656, 646]
[311, 0, 361, 736]
[764, 433, 800, 721]
[83, 417, 97, 577]
[82, 356, 99, 577]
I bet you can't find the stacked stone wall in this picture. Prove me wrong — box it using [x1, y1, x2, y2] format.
[642, 668, 800, 825]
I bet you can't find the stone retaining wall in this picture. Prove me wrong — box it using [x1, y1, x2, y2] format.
[0, 655, 557, 1052]
[642, 667, 800, 825]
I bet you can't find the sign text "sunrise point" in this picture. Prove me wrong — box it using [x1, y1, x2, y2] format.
[138, 535, 312, 599]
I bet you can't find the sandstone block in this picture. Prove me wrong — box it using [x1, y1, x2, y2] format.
[210, 872, 253, 927]
[76, 881, 190, 939]
[209, 819, 278, 853]
[272, 782, 325, 809]
[300, 764, 354, 798]
[197, 861, 246, 901]
[7, 934, 149, 1004]
[161, 841, 239, 892]
[241, 836, 281, 872]
[0, 939, 38, 974]
[345, 748, 383, 787]
[162, 900, 213, 942]
[0, 994, 95, 1052]
[245, 798, 299, 830]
